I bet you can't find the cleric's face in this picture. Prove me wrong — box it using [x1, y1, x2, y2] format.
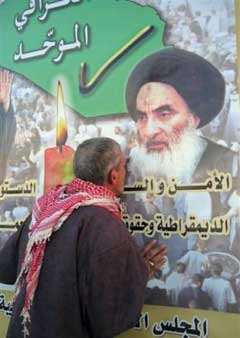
[135, 82, 199, 152]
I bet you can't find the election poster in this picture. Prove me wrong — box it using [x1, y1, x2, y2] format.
[0, 0, 240, 337]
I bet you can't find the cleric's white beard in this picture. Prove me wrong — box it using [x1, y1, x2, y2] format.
[129, 128, 206, 183]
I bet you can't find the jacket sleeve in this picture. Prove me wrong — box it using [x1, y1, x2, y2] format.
[84, 237, 148, 338]
[0, 215, 30, 284]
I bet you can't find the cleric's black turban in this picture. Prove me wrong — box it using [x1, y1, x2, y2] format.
[125, 47, 225, 128]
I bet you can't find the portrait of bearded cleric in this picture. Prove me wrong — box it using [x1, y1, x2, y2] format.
[124, 48, 239, 313]
[124, 47, 236, 266]
[125, 48, 232, 185]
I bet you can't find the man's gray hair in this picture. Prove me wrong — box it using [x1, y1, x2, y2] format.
[73, 137, 122, 184]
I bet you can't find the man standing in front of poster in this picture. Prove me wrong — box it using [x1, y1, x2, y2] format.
[0, 137, 167, 338]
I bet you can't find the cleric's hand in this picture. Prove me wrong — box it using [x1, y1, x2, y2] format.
[141, 240, 167, 278]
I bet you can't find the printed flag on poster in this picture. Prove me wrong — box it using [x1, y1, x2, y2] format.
[0, 1, 240, 338]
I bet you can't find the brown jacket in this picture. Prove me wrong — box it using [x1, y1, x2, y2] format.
[0, 205, 148, 338]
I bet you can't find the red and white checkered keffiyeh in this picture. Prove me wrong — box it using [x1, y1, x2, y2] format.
[13, 178, 122, 337]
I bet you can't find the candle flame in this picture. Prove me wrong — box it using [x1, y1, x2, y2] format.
[56, 80, 68, 150]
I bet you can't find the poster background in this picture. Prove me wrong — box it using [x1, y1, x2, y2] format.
[0, 0, 240, 337]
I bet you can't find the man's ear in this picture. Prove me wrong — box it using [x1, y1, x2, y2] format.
[108, 167, 117, 186]
[193, 114, 200, 128]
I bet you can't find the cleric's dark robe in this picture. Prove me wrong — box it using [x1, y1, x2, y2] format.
[0, 206, 148, 338]
[0, 103, 16, 184]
